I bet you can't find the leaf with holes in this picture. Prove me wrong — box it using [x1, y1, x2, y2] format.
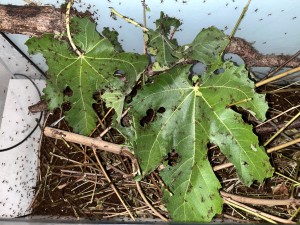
[102, 90, 124, 123]
[130, 62, 273, 222]
[26, 16, 148, 135]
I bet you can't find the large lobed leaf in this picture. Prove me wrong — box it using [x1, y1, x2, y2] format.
[26, 17, 148, 135]
[130, 62, 273, 222]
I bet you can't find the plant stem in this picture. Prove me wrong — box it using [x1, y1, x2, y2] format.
[256, 104, 300, 128]
[264, 111, 300, 146]
[220, 191, 300, 206]
[213, 162, 234, 171]
[229, 0, 251, 40]
[142, 0, 147, 54]
[274, 172, 300, 186]
[267, 137, 300, 153]
[256, 66, 300, 87]
[66, 0, 82, 56]
[110, 7, 148, 32]
[222, 0, 251, 56]
[223, 197, 295, 224]
[44, 127, 127, 155]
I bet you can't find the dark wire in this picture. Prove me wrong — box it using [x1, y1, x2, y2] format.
[0, 74, 43, 152]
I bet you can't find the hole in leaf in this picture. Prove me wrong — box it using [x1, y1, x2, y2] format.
[125, 83, 142, 104]
[213, 68, 225, 75]
[242, 161, 248, 166]
[114, 70, 127, 83]
[157, 107, 166, 113]
[121, 114, 131, 127]
[140, 109, 156, 127]
[223, 53, 244, 66]
[92, 102, 105, 116]
[167, 149, 179, 166]
[192, 62, 206, 75]
[93, 90, 103, 102]
[63, 86, 73, 97]
[61, 102, 71, 111]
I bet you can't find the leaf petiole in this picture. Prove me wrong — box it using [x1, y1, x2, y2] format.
[66, 0, 82, 56]
[110, 7, 149, 32]
[226, 98, 252, 107]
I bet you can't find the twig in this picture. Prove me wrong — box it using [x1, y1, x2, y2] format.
[256, 104, 300, 128]
[92, 148, 135, 221]
[222, 0, 251, 55]
[267, 49, 300, 78]
[223, 213, 254, 223]
[221, 191, 300, 206]
[256, 66, 300, 87]
[44, 127, 128, 155]
[223, 197, 296, 224]
[213, 162, 234, 171]
[135, 181, 169, 222]
[255, 117, 300, 134]
[264, 111, 300, 146]
[274, 172, 300, 186]
[289, 206, 300, 222]
[99, 108, 130, 138]
[267, 138, 300, 153]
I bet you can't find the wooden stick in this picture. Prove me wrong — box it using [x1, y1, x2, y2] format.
[44, 127, 127, 155]
[267, 137, 300, 153]
[223, 197, 295, 224]
[256, 66, 300, 87]
[221, 191, 300, 206]
[264, 111, 300, 146]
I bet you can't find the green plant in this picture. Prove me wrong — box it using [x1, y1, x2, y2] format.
[26, 10, 273, 223]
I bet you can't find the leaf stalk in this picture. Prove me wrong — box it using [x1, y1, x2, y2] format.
[66, 0, 82, 56]
[110, 7, 149, 32]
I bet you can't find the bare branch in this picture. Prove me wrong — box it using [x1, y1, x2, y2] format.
[0, 4, 65, 36]
[225, 37, 300, 68]
[44, 127, 128, 155]
[221, 191, 300, 206]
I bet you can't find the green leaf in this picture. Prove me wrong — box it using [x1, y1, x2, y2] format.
[102, 27, 124, 53]
[155, 11, 182, 36]
[42, 79, 64, 110]
[26, 16, 148, 135]
[183, 26, 229, 65]
[102, 90, 124, 123]
[146, 29, 180, 70]
[130, 62, 273, 222]
[145, 12, 183, 70]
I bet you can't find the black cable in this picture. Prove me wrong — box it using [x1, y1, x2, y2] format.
[0, 32, 47, 78]
[0, 74, 43, 152]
